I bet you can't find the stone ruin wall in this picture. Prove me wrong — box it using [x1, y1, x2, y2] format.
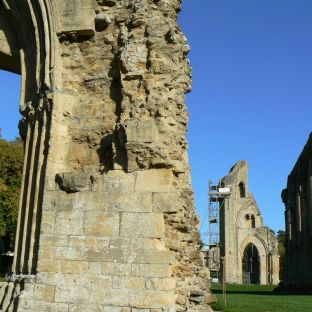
[219, 161, 279, 285]
[282, 133, 312, 289]
[0, 0, 213, 311]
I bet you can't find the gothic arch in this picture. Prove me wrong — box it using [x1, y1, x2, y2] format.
[242, 243, 260, 284]
[239, 234, 268, 284]
[0, 0, 57, 275]
[235, 200, 263, 229]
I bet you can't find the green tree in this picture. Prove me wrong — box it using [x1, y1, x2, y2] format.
[277, 230, 285, 282]
[0, 137, 24, 250]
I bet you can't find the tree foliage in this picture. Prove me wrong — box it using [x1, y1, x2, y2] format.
[277, 230, 285, 281]
[0, 138, 24, 249]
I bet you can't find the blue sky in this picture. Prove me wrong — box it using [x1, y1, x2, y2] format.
[178, 0, 312, 241]
[1, 0, 312, 243]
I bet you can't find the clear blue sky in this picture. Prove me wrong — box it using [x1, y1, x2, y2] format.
[178, 0, 312, 242]
[1, 0, 312, 243]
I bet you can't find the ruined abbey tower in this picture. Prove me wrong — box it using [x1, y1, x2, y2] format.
[0, 0, 213, 311]
[209, 161, 279, 285]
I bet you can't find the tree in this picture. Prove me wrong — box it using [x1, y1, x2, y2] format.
[277, 230, 285, 282]
[0, 137, 24, 250]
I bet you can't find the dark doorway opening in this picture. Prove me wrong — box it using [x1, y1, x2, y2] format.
[242, 243, 260, 284]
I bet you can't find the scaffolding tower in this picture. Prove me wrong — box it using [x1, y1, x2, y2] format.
[208, 181, 231, 275]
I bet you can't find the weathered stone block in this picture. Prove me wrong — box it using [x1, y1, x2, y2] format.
[38, 260, 60, 273]
[55, 211, 84, 235]
[131, 264, 171, 278]
[128, 290, 175, 309]
[69, 305, 103, 312]
[59, 260, 88, 274]
[151, 278, 176, 291]
[33, 285, 56, 302]
[105, 171, 135, 195]
[107, 192, 153, 213]
[125, 120, 158, 143]
[68, 235, 96, 247]
[120, 213, 164, 238]
[74, 191, 108, 211]
[55, 286, 89, 304]
[55, 246, 83, 260]
[67, 288, 128, 306]
[51, 303, 70, 312]
[43, 273, 111, 288]
[103, 307, 131, 312]
[38, 247, 54, 260]
[133, 238, 167, 251]
[101, 262, 131, 276]
[135, 169, 173, 193]
[133, 249, 173, 264]
[84, 212, 119, 236]
[83, 248, 113, 262]
[40, 212, 56, 234]
[40, 235, 69, 247]
[57, 0, 96, 36]
[108, 237, 132, 249]
[152, 193, 178, 213]
[112, 276, 145, 290]
[87, 262, 102, 274]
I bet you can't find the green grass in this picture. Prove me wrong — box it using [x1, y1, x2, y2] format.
[211, 283, 312, 312]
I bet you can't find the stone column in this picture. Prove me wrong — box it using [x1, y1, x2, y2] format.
[0, 1, 213, 311]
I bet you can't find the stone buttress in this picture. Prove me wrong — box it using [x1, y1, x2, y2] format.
[0, 1, 213, 311]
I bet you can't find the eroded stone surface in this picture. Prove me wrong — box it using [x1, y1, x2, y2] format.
[282, 133, 312, 289]
[0, 0, 212, 311]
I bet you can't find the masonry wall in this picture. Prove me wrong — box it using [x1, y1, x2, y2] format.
[0, 1, 213, 311]
[282, 133, 312, 289]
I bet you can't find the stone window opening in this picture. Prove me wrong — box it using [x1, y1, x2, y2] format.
[288, 210, 293, 240]
[239, 181, 246, 198]
[297, 194, 302, 232]
[251, 215, 256, 228]
[244, 214, 256, 228]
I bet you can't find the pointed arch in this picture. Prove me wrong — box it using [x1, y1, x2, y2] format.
[1, 0, 57, 275]
[242, 243, 260, 284]
[239, 234, 269, 284]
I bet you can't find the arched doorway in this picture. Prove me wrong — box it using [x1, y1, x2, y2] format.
[242, 243, 260, 284]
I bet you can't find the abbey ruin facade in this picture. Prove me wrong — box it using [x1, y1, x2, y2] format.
[0, 1, 213, 311]
[215, 161, 279, 285]
[282, 133, 312, 289]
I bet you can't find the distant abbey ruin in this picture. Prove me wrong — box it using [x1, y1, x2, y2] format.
[208, 161, 279, 285]
[0, 0, 213, 311]
[282, 133, 312, 289]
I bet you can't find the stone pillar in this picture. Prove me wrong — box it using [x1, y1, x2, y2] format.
[0, 1, 213, 311]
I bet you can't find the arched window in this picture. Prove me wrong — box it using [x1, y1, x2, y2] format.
[244, 214, 256, 228]
[251, 215, 256, 228]
[239, 181, 246, 198]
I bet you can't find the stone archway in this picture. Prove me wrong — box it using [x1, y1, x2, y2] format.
[0, 0, 55, 278]
[239, 234, 268, 285]
[242, 243, 260, 284]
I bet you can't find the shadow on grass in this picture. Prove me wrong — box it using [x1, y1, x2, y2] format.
[212, 287, 312, 296]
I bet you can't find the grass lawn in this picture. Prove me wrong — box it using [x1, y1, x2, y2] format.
[211, 283, 312, 312]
